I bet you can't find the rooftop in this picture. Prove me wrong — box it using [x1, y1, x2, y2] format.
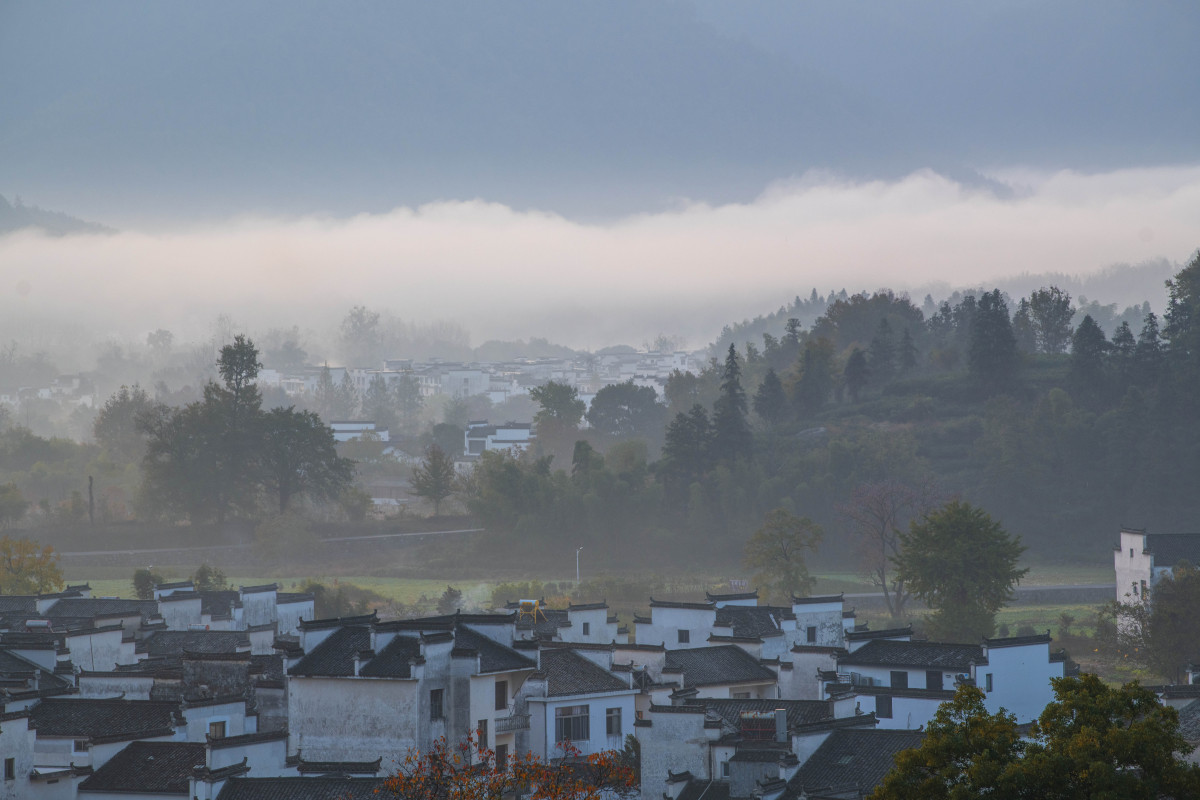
[839, 639, 984, 671]
[537, 648, 629, 697]
[31, 697, 180, 739]
[784, 728, 924, 799]
[663, 645, 778, 688]
[79, 741, 204, 795]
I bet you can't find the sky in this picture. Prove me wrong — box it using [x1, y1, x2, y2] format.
[1, 1, 1198, 351]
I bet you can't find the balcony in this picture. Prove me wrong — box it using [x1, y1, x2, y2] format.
[496, 713, 530, 733]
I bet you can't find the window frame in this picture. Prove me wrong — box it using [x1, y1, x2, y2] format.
[677, 629, 690, 644]
[806, 626, 817, 643]
[554, 704, 590, 744]
[876, 695, 893, 718]
[495, 679, 508, 711]
[890, 670, 909, 689]
[605, 706, 622, 736]
[430, 688, 445, 720]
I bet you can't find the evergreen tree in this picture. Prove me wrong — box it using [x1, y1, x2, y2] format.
[968, 290, 1019, 393]
[1111, 321, 1136, 386]
[1069, 314, 1108, 395]
[843, 347, 869, 402]
[337, 371, 360, 419]
[363, 374, 398, 432]
[867, 319, 896, 382]
[313, 366, 339, 420]
[411, 444, 458, 515]
[1134, 312, 1164, 386]
[898, 326, 918, 373]
[711, 345, 752, 463]
[659, 404, 711, 504]
[751, 368, 787, 426]
[1028, 286, 1076, 354]
[795, 338, 835, 414]
[1012, 297, 1038, 353]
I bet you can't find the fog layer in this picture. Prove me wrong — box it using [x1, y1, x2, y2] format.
[3, 166, 1197, 349]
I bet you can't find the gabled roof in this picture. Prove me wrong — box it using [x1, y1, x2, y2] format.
[663, 646, 778, 688]
[0, 647, 73, 692]
[452, 626, 535, 674]
[784, 728, 924, 799]
[538, 648, 629, 696]
[791, 593, 845, 605]
[714, 606, 787, 639]
[42, 597, 157, 619]
[142, 630, 251, 656]
[289, 626, 371, 677]
[698, 698, 832, 730]
[358, 635, 421, 678]
[845, 626, 912, 642]
[216, 777, 386, 800]
[0, 596, 36, 615]
[1178, 698, 1200, 742]
[838, 639, 983, 671]
[649, 598, 715, 611]
[30, 697, 180, 739]
[79, 741, 204, 795]
[705, 589, 759, 603]
[1144, 532, 1200, 568]
[200, 590, 242, 616]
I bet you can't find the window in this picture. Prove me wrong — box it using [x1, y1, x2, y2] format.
[806, 626, 817, 643]
[208, 721, 226, 740]
[555, 704, 590, 743]
[496, 745, 508, 771]
[606, 707, 622, 736]
[430, 688, 444, 720]
[678, 630, 690, 644]
[876, 695, 893, 718]
[1132, 582, 1139, 596]
[721, 761, 730, 778]
[495, 680, 508, 711]
[74, 740, 88, 752]
[890, 670, 908, 689]
[582, 622, 590, 636]
[478, 719, 488, 749]
[985, 673, 994, 693]
[926, 670, 943, 691]
[732, 691, 751, 699]
[4, 758, 13, 781]
[1130, 548, 1134, 558]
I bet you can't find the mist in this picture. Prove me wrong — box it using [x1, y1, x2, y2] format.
[2, 165, 1195, 352]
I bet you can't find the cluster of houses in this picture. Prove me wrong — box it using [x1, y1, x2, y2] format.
[1, 578, 1084, 800]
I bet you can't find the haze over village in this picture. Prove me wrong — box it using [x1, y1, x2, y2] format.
[2, 3, 1200, 799]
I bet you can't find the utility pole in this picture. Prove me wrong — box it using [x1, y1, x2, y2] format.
[576, 546, 583, 583]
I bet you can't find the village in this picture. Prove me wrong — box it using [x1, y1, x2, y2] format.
[0, 528, 1196, 800]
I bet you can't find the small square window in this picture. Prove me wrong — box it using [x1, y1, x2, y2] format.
[208, 721, 226, 740]
[74, 740, 88, 753]
[806, 626, 817, 643]
[890, 670, 908, 689]
[495, 680, 508, 711]
[678, 630, 690, 644]
[876, 696, 893, 718]
[606, 707, 622, 736]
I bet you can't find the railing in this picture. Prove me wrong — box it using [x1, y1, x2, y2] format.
[496, 714, 530, 733]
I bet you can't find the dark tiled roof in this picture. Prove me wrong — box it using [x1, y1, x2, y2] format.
[539, 649, 629, 696]
[289, 627, 371, 677]
[706, 590, 759, 603]
[31, 697, 180, 738]
[453, 626, 535, 674]
[1178, 699, 1200, 742]
[43, 598, 156, 619]
[79, 741, 204, 794]
[663, 646, 778, 688]
[714, 606, 787, 639]
[649, 598, 715, 610]
[845, 626, 912, 642]
[0, 596, 36, 614]
[200, 590, 242, 616]
[217, 777, 386, 799]
[0, 647, 73, 691]
[359, 635, 421, 678]
[785, 728, 924, 798]
[142, 630, 251, 656]
[985, 633, 1052, 648]
[839, 639, 983, 670]
[697, 698, 832, 730]
[251, 654, 286, 684]
[277, 592, 314, 604]
[1145, 533, 1200, 568]
[677, 779, 731, 800]
[791, 593, 844, 605]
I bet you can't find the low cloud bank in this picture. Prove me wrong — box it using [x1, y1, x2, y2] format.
[2, 165, 1197, 350]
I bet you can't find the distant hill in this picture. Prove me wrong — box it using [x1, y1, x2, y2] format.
[0, 194, 112, 236]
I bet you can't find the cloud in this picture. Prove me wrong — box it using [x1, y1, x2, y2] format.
[2, 165, 1198, 350]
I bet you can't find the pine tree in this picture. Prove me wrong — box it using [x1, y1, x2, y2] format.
[1069, 315, 1108, 395]
[844, 347, 869, 402]
[1110, 321, 1136, 387]
[1134, 312, 1164, 386]
[868, 319, 896, 382]
[898, 326, 918, 373]
[968, 290, 1019, 393]
[752, 368, 787, 425]
[711, 345, 752, 463]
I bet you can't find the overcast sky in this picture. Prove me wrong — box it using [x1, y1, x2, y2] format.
[1, 1, 1197, 350]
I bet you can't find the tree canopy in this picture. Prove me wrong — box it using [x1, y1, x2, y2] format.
[894, 500, 1026, 641]
[743, 508, 822, 603]
[0, 534, 63, 594]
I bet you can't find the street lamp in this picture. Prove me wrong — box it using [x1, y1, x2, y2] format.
[576, 546, 584, 584]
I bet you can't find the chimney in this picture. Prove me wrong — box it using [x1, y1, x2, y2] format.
[774, 708, 787, 743]
[352, 652, 361, 677]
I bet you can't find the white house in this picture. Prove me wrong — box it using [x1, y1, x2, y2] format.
[1114, 527, 1200, 605]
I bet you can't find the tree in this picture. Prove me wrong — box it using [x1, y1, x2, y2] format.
[1012, 298, 1038, 353]
[1028, 286, 1075, 354]
[260, 407, 355, 512]
[0, 535, 63, 594]
[658, 404, 711, 504]
[0, 483, 29, 528]
[968, 289, 1019, 393]
[192, 563, 227, 592]
[585, 380, 666, 441]
[340, 305, 383, 366]
[1135, 311, 1165, 386]
[711, 344, 752, 463]
[93, 384, 156, 464]
[1117, 561, 1200, 682]
[1111, 320, 1136, 385]
[868, 318, 896, 382]
[898, 326, 918, 373]
[313, 366, 339, 420]
[363, 374, 398, 433]
[843, 347, 869, 402]
[381, 734, 635, 800]
[530, 381, 586, 430]
[743, 508, 822, 603]
[752, 368, 787, 425]
[794, 337, 835, 415]
[1069, 314, 1108, 394]
[873, 677, 1200, 799]
[839, 479, 939, 620]
[436, 585, 463, 615]
[132, 567, 164, 600]
[394, 374, 425, 435]
[1164, 250, 1200, 365]
[894, 500, 1026, 641]
[411, 444, 458, 515]
[870, 685, 1024, 800]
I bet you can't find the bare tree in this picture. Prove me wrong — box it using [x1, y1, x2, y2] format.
[838, 478, 941, 620]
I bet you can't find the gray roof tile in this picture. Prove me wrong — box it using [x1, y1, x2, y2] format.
[838, 639, 983, 671]
[539, 649, 629, 696]
[663, 646, 778, 688]
[79, 741, 204, 794]
[785, 728, 923, 798]
[216, 777, 386, 800]
[30, 697, 180, 738]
